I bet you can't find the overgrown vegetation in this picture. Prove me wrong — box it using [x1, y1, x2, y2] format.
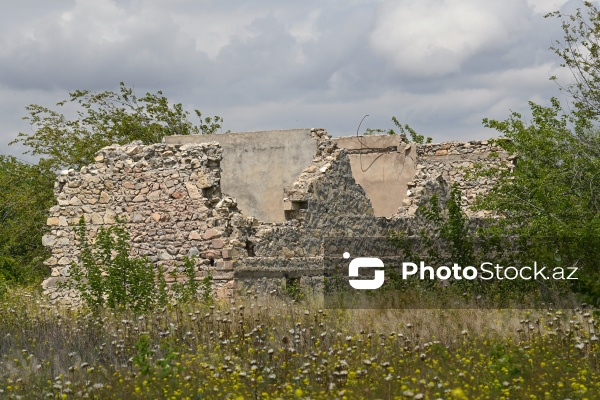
[0, 156, 55, 286]
[63, 217, 210, 313]
[0, 289, 598, 399]
[0, 83, 222, 287]
[365, 116, 433, 143]
[475, 98, 600, 306]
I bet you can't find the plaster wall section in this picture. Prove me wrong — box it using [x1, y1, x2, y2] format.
[333, 135, 417, 217]
[234, 134, 391, 291]
[165, 129, 319, 223]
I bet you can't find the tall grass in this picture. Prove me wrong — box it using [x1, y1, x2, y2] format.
[0, 288, 598, 399]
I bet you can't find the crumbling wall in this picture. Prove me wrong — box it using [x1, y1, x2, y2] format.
[332, 135, 417, 217]
[42, 141, 244, 303]
[41, 128, 514, 302]
[164, 129, 319, 223]
[397, 140, 514, 217]
[234, 134, 384, 291]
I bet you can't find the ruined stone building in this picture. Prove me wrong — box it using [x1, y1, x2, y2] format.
[41, 129, 513, 302]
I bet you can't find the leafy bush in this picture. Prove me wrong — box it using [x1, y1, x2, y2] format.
[385, 184, 577, 307]
[478, 99, 600, 306]
[0, 156, 55, 286]
[65, 217, 206, 312]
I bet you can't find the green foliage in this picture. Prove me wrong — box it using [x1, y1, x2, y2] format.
[480, 99, 600, 234]
[385, 184, 576, 305]
[66, 217, 209, 312]
[170, 256, 203, 303]
[396, 185, 473, 267]
[440, 185, 474, 268]
[200, 272, 213, 303]
[478, 99, 600, 306]
[387, 185, 475, 295]
[464, 3, 600, 306]
[366, 116, 432, 143]
[0, 274, 7, 299]
[67, 217, 158, 312]
[0, 156, 55, 285]
[133, 335, 153, 376]
[284, 277, 304, 301]
[10, 82, 226, 170]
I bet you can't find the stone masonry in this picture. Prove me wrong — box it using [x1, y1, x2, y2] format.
[42, 129, 514, 302]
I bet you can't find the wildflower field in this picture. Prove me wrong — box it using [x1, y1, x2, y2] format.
[0, 289, 598, 399]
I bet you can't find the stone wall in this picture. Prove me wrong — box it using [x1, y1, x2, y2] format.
[42, 129, 514, 302]
[42, 141, 245, 303]
[396, 140, 515, 217]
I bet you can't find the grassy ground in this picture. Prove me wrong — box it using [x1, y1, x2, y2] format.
[0, 288, 598, 399]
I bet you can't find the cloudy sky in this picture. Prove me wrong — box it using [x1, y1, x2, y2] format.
[0, 0, 587, 160]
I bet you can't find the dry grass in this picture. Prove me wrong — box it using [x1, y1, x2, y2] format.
[0, 287, 598, 399]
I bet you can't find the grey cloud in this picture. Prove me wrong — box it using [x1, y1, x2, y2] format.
[0, 0, 586, 159]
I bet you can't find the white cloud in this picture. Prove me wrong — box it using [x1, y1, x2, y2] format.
[370, 0, 529, 77]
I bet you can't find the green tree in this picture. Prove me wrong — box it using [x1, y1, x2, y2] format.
[477, 100, 600, 305]
[0, 156, 55, 285]
[480, 99, 600, 235]
[10, 82, 225, 171]
[471, 2, 600, 306]
[2, 83, 223, 288]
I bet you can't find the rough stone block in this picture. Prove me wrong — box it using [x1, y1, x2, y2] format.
[213, 271, 233, 280]
[202, 229, 221, 240]
[185, 182, 202, 199]
[333, 135, 399, 150]
[216, 260, 233, 271]
[42, 234, 56, 246]
[196, 171, 213, 189]
[99, 191, 111, 203]
[47, 217, 59, 226]
[202, 250, 221, 259]
[147, 190, 161, 201]
[188, 231, 202, 240]
[103, 209, 117, 224]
